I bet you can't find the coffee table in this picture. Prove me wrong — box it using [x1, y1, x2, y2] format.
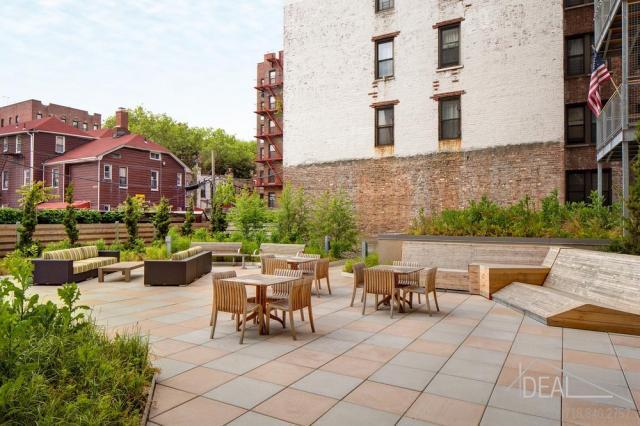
[98, 261, 144, 283]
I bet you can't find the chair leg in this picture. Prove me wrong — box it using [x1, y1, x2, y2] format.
[282, 310, 286, 328]
[266, 306, 271, 334]
[235, 314, 240, 332]
[361, 288, 365, 302]
[390, 292, 395, 319]
[257, 306, 264, 335]
[300, 308, 305, 322]
[433, 290, 440, 311]
[325, 276, 331, 295]
[289, 310, 297, 341]
[350, 284, 357, 307]
[375, 294, 379, 311]
[210, 309, 218, 339]
[315, 279, 321, 297]
[239, 311, 247, 344]
[230, 313, 235, 321]
[418, 293, 421, 304]
[425, 291, 432, 317]
[308, 305, 315, 333]
[362, 291, 367, 315]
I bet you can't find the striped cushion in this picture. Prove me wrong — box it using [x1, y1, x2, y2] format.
[72, 257, 117, 274]
[43, 249, 74, 260]
[171, 246, 203, 261]
[43, 245, 99, 261]
[81, 246, 99, 259]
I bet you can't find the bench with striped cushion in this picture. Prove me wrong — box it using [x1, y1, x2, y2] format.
[34, 245, 119, 285]
[171, 246, 203, 261]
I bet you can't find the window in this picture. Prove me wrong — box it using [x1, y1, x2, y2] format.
[565, 0, 592, 7]
[200, 185, 206, 199]
[376, 0, 394, 12]
[36, 112, 42, 119]
[269, 144, 276, 158]
[55, 135, 65, 153]
[15, 135, 21, 153]
[61, 117, 66, 124]
[439, 96, 461, 139]
[269, 70, 277, 85]
[259, 146, 264, 159]
[439, 24, 461, 68]
[150, 152, 161, 160]
[111, 153, 122, 159]
[15, 115, 18, 124]
[566, 104, 598, 145]
[8, 117, 11, 125]
[269, 96, 276, 110]
[3, 137, 7, 152]
[1, 171, 8, 190]
[268, 192, 276, 208]
[566, 34, 591, 76]
[150, 170, 159, 191]
[103, 164, 112, 180]
[52, 169, 60, 188]
[177, 173, 183, 187]
[82, 122, 88, 130]
[23, 169, 30, 185]
[102, 204, 111, 212]
[268, 169, 275, 183]
[119, 167, 128, 188]
[93, 124, 98, 130]
[375, 39, 394, 79]
[72, 120, 79, 128]
[1, 119, 4, 127]
[260, 124, 265, 135]
[375, 106, 394, 146]
[567, 169, 612, 205]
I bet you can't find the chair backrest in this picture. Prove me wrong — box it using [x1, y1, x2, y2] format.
[212, 270, 237, 284]
[263, 257, 289, 275]
[260, 254, 275, 273]
[394, 260, 420, 267]
[297, 252, 321, 259]
[289, 279, 312, 311]
[260, 243, 305, 256]
[364, 269, 395, 295]
[421, 267, 438, 292]
[212, 279, 247, 315]
[394, 260, 420, 283]
[352, 262, 366, 286]
[314, 258, 330, 279]
[273, 268, 303, 295]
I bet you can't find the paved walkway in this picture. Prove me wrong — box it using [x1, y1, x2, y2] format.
[32, 265, 640, 425]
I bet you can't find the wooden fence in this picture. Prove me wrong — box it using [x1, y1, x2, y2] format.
[0, 222, 209, 256]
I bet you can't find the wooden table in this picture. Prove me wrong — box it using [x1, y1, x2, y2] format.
[370, 265, 424, 312]
[282, 257, 315, 270]
[221, 274, 300, 335]
[98, 261, 144, 283]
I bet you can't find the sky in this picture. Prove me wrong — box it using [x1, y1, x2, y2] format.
[0, 0, 283, 140]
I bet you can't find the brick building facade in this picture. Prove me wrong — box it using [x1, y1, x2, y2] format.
[0, 99, 101, 131]
[254, 51, 284, 208]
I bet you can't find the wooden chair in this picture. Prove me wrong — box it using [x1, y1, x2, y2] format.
[350, 262, 366, 307]
[263, 257, 288, 275]
[211, 270, 242, 321]
[394, 260, 422, 304]
[362, 269, 401, 318]
[296, 252, 321, 259]
[265, 277, 315, 340]
[311, 258, 331, 296]
[210, 279, 262, 344]
[260, 254, 276, 273]
[273, 268, 305, 321]
[402, 267, 439, 316]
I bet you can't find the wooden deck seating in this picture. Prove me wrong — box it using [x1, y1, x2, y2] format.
[311, 258, 331, 296]
[492, 249, 640, 335]
[191, 242, 246, 267]
[403, 267, 440, 316]
[350, 262, 366, 307]
[255, 243, 306, 257]
[265, 275, 315, 340]
[362, 269, 401, 318]
[210, 279, 263, 343]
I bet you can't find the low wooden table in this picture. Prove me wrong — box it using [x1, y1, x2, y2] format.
[98, 261, 144, 283]
[370, 264, 424, 312]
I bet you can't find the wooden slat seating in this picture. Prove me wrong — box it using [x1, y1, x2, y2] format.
[192, 242, 246, 266]
[265, 276, 315, 340]
[262, 257, 289, 275]
[393, 260, 421, 303]
[310, 258, 331, 296]
[492, 249, 640, 335]
[210, 279, 262, 344]
[402, 268, 439, 316]
[362, 269, 402, 318]
[350, 262, 366, 307]
[255, 243, 306, 257]
[211, 270, 243, 321]
[272, 268, 305, 322]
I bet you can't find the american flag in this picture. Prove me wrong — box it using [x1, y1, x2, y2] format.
[588, 50, 611, 117]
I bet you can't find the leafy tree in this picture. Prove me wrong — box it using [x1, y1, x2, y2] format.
[621, 152, 640, 254]
[122, 195, 144, 249]
[274, 183, 309, 243]
[17, 181, 52, 251]
[227, 189, 270, 240]
[152, 197, 172, 242]
[181, 195, 195, 236]
[310, 190, 358, 258]
[63, 183, 79, 245]
[200, 129, 256, 179]
[210, 176, 235, 233]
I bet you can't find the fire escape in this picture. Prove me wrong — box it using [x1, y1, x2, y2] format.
[595, 0, 640, 220]
[254, 52, 284, 190]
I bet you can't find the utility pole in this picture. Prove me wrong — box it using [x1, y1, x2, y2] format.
[210, 149, 216, 214]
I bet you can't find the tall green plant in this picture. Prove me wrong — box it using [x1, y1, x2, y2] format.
[274, 183, 308, 243]
[621, 152, 640, 254]
[63, 183, 79, 245]
[227, 189, 270, 240]
[152, 197, 171, 242]
[17, 181, 52, 250]
[210, 176, 234, 233]
[181, 195, 195, 236]
[122, 195, 144, 249]
[310, 190, 358, 258]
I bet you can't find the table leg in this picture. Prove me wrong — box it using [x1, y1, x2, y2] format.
[98, 269, 104, 283]
[125, 270, 131, 282]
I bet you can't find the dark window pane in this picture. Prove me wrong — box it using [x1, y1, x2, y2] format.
[567, 106, 585, 143]
[376, 40, 394, 78]
[440, 25, 460, 67]
[439, 97, 461, 139]
[377, 0, 394, 11]
[377, 128, 393, 145]
[567, 37, 586, 75]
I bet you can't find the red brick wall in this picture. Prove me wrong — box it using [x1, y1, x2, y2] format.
[0, 100, 101, 130]
[286, 142, 566, 236]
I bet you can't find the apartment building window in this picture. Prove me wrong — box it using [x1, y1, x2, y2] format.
[119, 167, 128, 188]
[269, 144, 277, 158]
[269, 70, 277, 85]
[36, 113, 42, 119]
[15, 116, 18, 124]
[3, 137, 8, 152]
[375, 106, 394, 146]
[200, 185, 206, 199]
[72, 120, 79, 128]
[567, 34, 592, 76]
[55, 135, 65, 153]
[103, 164, 112, 180]
[259, 170, 264, 182]
[150, 152, 161, 160]
[93, 124, 99, 130]
[102, 204, 111, 212]
[566, 104, 589, 144]
[1, 119, 4, 127]
[268, 192, 276, 208]
[51, 169, 60, 188]
[260, 124, 265, 135]
[269, 96, 276, 110]
[61, 117, 66, 124]
[177, 173, 183, 187]
[150, 170, 159, 191]
[82, 122, 88, 130]
[23, 169, 30, 185]
[567, 169, 611, 205]
[8, 117, 11, 125]
[376, 0, 394, 12]
[439, 24, 461, 68]
[259, 147, 264, 159]
[15, 135, 21, 153]
[439, 96, 461, 139]
[1, 171, 8, 190]
[268, 169, 275, 183]
[376, 39, 394, 79]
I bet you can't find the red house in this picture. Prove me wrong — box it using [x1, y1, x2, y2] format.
[0, 109, 189, 210]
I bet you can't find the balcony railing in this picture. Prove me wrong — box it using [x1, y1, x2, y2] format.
[595, 0, 621, 47]
[597, 87, 624, 154]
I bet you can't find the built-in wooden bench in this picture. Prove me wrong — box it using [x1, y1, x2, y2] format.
[191, 242, 246, 267]
[492, 248, 640, 335]
[254, 243, 306, 258]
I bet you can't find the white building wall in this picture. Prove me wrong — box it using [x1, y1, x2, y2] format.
[283, 0, 565, 167]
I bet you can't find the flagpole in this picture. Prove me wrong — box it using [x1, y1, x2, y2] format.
[592, 44, 620, 97]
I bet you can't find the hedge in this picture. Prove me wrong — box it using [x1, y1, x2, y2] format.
[0, 208, 125, 224]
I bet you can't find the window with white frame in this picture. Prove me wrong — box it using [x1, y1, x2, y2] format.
[36, 112, 43, 119]
[52, 169, 60, 188]
[102, 204, 111, 211]
[119, 167, 128, 188]
[72, 120, 79, 128]
[82, 122, 88, 130]
[3, 137, 8, 152]
[177, 173, 183, 187]
[103, 164, 112, 180]
[55, 135, 65, 153]
[15, 135, 21, 153]
[149, 152, 161, 160]
[93, 123, 98, 130]
[1, 171, 8, 190]
[23, 169, 30, 185]
[150, 170, 159, 191]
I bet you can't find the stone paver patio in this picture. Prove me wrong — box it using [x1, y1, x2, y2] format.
[31, 265, 640, 425]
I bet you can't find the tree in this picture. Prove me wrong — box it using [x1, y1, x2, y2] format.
[181, 195, 195, 236]
[152, 197, 172, 242]
[210, 176, 235, 233]
[200, 129, 256, 179]
[227, 189, 270, 240]
[122, 195, 144, 249]
[274, 183, 308, 243]
[63, 183, 79, 245]
[621, 151, 640, 254]
[17, 181, 52, 251]
[310, 190, 359, 258]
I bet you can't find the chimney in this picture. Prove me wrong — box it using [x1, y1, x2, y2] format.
[113, 108, 129, 138]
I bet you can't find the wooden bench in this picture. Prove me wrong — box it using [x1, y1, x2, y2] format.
[254, 243, 306, 258]
[491, 248, 640, 335]
[191, 242, 247, 268]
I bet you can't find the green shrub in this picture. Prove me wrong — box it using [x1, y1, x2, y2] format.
[615, 148, 640, 254]
[273, 183, 308, 244]
[152, 197, 172, 242]
[122, 196, 144, 249]
[144, 244, 168, 260]
[17, 181, 52, 250]
[0, 207, 22, 224]
[192, 227, 211, 242]
[228, 189, 271, 240]
[100, 210, 124, 223]
[0, 251, 154, 424]
[42, 240, 73, 252]
[63, 183, 79, 245]
[310, 190, 359, 258]
[168, 227, 191, 253]
[343, 252, 379, 273]
[181, 196, 195, 237]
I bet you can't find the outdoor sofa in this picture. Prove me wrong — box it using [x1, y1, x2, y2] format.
[33, 246, 120, 285]
[190, 242, 247, 267]
[144, 246, 211, 286]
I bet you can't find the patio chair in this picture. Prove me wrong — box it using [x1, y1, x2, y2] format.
[394, 260, 422, 304]
[265, 277, 315, 340]
[260, 254, 275, 273]
[210, 279, 262, 344]
[402, 267, 439, 316]
[311, 258, 331, 296]
[263, 257, 288, 275]
[273, 268, 305, 322]
[350, 262, 366, 307]
[296, 252, 321, 259]
[211, 270, 241, 321]
[362, 269, 401, 318]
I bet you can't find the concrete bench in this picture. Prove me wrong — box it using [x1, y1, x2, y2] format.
[492, 248, 640, 335]
[255, 243, 306, 258]
[191, 242, 247, 268]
